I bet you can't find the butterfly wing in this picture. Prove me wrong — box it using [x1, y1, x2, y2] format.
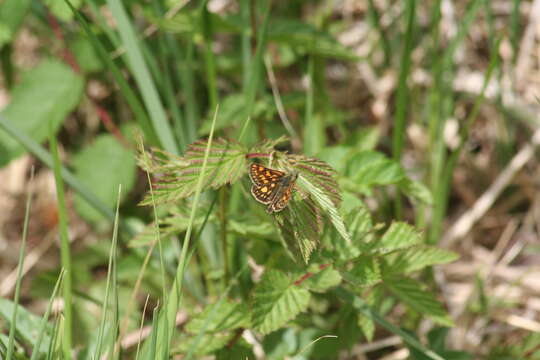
[251, 184, 278, 204]
[249, 163, 285, 186]
[268, 173, 298, 213]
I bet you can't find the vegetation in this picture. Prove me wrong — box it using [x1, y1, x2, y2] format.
[0, 0, 539, 359]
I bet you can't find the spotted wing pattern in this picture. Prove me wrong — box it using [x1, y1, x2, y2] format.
[248, 163, 297, 213]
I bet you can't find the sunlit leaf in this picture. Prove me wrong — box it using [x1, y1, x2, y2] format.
[252, 270, 311, 334]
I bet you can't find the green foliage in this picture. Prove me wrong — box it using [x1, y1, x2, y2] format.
[0, 299, 52, 357]
[72, 134, 136, 223]
[0, 60, 83, 166]
[251, 269, 311, 334]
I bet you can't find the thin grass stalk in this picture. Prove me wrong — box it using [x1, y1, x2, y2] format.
[134, 294, 150, 360]
[240, 0, 251, 91]
[392, 0, 416, 219]
[30, 269, 65, 360]
[427, 0, 483, 243]
[430, 38, 500, 244]
[106, 0, 179, 155]
[6, 168, 34, 360]
[237, 0, 271, 143]
[154, 106, 220, 356]
[367, 0, 391, 67]
[202, 2, 218, 111]
[50, 132, 73, 359]
[94, 186, 122, 359]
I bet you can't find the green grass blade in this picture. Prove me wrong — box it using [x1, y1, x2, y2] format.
[50, 132, 72, 359]
[333, 287, 445, 360]
[65, 0, 158, 146]
[6, 168, 34, 360]
[95, 186, 122, 359]
[106, 0, 179, 155]
[392, 0, 416, 161]
[202, 2, 218, 111]
[237, 1, 271, 143]
[152, 106, 220, 356]
[30, 269, 65, 360]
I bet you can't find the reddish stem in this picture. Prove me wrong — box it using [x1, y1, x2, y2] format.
[294, 263, 330, 286]
[245, 153, 272, 159]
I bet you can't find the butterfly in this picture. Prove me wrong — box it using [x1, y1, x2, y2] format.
[249, 163, 298, 213]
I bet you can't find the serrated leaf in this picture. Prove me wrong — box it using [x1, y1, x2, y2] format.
[345, 256, 381, 287]
[383, 246, 459, 275]
[297, 176, 351, 246]
[399, 178, 433, 205]
[140, 138, 247, 205]
[302, 266, 342, 292]
[356, 290, 379, 342]
[72, 134, 136, 223]
[228, 219, 275, 238]
[252, 270, 311, 334]
[365, 222, 422, 254]
[0, 298, 52, 357]
[347, 151, 405, 187]
[384, 277, 454, 326]
[186, 301, 251, 333]
[0, 60, 83, 166]
[275, 196, 321, 263]
[286, 154, 341, 207]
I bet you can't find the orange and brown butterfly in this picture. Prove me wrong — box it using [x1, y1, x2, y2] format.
[248, 163, 298, 213]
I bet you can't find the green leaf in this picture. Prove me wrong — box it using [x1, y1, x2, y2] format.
[302, 265, 342, 292]
[384, 277, 453, 326]
[140, 138, 247, 205]
[275, 196, 321, 263]
[44, 0, 82, 21]
[365, 222, 422, 254]
[0, 298, 52, 357]
[347, 151, 405, 188]
[0, 0, 31, 48]
[383, 246, 459, 275]
[399, 178, 433, 205]
[71, 36, 103, 74]
[0, 60, 83, 166]
[186, 301, 251, 334]
[345, 256, 381, 287]
[72, 134, 136, 223]
[252, 270, 311, 334]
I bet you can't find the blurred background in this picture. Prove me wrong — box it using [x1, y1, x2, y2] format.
[1, 0, 540, 359]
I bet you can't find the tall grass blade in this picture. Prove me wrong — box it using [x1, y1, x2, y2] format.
[392, 0, 416, 218]
[146, 106, 220, 357]
[50, 131, 73, 359]
[6, 168, 34, 360]
[94, 185, 122, 359]
[30, 270, 65, 360]
[106, 0, 179, 155]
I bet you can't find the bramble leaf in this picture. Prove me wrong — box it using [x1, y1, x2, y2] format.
[251, 270, 311, 334]
[382, 246, 459, 275]
[364, 222, 422, 254]
[275, 196, 321, 263]
[384, 276, 454, 327]
[139, 138, 247, 205]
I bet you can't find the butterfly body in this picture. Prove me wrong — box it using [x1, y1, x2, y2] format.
[249, 163, 298, 213]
